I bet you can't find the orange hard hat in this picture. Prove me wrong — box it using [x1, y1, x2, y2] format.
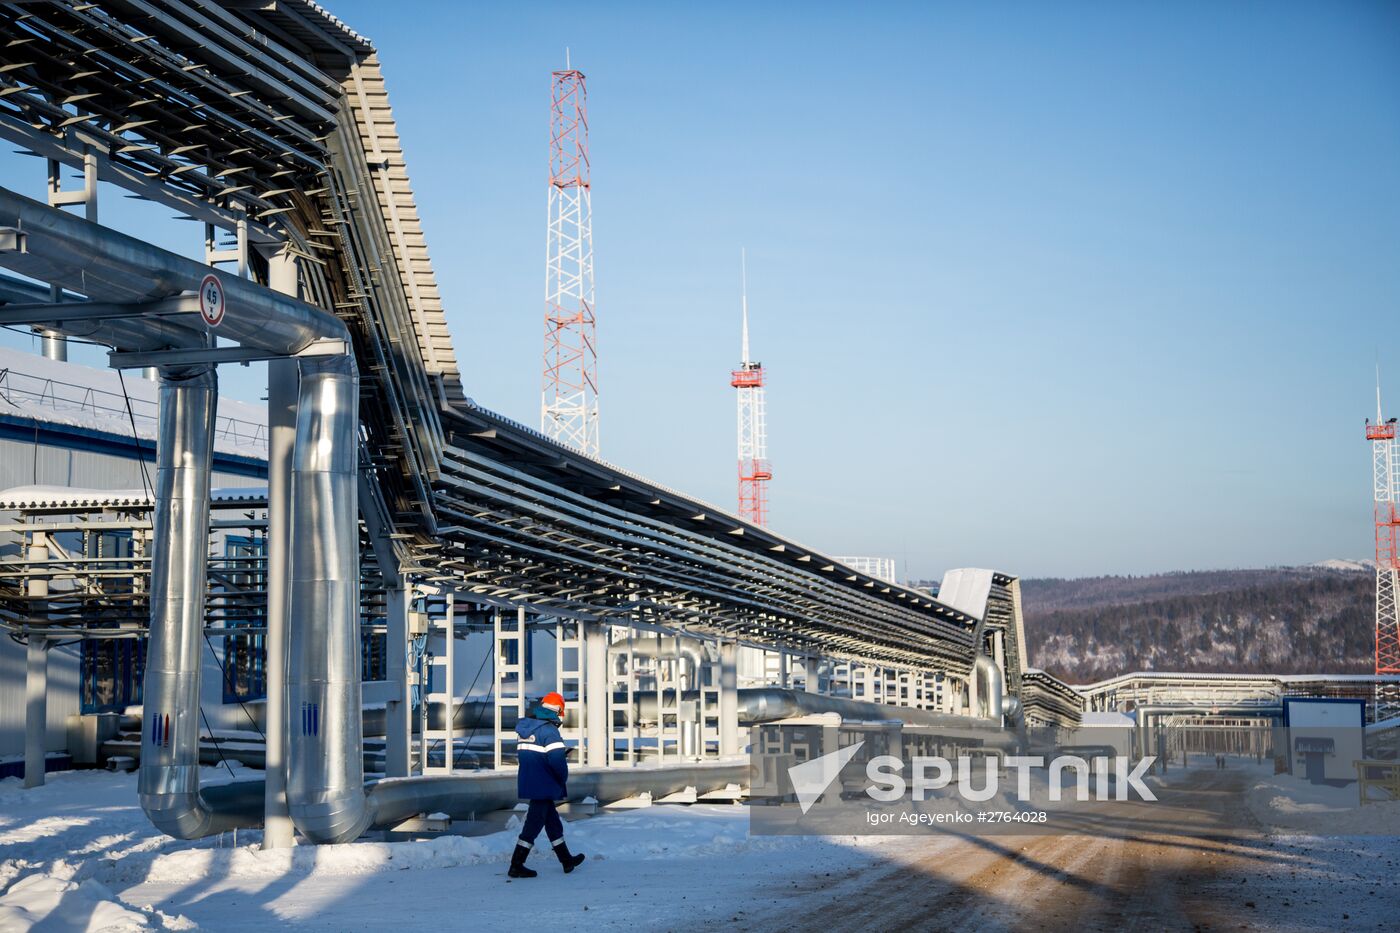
[541, 692, 566, 712]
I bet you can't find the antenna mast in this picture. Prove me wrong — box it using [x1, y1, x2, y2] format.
[1366, 370, 1400, 680]
[542, 58, 599, 457]
[731, 249, 771, 525]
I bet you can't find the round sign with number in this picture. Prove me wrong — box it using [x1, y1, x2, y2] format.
[199, 273, 225, 328]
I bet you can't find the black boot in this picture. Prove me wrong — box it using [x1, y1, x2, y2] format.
[507, 843, 537, 879]
[551, 838, 586, 873]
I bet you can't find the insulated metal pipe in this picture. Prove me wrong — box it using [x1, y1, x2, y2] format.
[970, 655, 1005, 723]
[139, 367, 259, 838]
[0, 187, 345, 354]
[366, 762, 749, 828]
[285, 354, 373, 844]
[628, 687, 1003, 732]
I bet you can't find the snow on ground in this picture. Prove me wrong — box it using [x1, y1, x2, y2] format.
[6, 757, 1400, 931]
[1244, 764, 1400, 835]
[1151, 754, 1400, 835]
[0, 767, 914, 931]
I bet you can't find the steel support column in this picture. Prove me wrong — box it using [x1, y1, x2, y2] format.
[719, 640, 739, 757]
[585, 621, 609, 767]
[261, 250, 297, 849]
[383, 584, 411, 777]
[24, 634, 48, 789]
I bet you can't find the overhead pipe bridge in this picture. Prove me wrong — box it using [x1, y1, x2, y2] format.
[0, 0, 1010, 843]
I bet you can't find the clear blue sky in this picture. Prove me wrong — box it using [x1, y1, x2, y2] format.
[4, 0, 1399, 579]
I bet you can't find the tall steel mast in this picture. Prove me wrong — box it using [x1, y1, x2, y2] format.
[731, 250, 771, 525]
[542, 55, 599, 457]
[1366, 373, 1400, 675]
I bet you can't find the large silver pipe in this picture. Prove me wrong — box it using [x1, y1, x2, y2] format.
[0, 187, 345, 354]
[610, 636, 706, 688]
[629, 687, 1004, 732]
[367, 762, 748, 828]
[970, 655, 1005, 722]
[140, 685, 1008, 742]
[139, 367, 260, 838]
[286, 354, 372, 844]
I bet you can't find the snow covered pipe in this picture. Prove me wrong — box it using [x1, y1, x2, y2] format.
[285, 354, 374, 845]
[138, 367, 261, 838]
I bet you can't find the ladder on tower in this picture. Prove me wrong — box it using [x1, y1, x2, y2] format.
[493, 607, 527, 770]
[418, 587, 455, 773]
[555, 619, 585, 761]
[608, 626, 637, 765]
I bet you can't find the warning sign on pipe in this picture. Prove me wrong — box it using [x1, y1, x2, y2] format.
[199, 273, 225, 328]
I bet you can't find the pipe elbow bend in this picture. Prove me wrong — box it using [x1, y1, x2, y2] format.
[289, 790, 375, 845]
[140, 792, 215, 840]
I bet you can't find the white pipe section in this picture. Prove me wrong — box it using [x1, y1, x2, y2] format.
[139, 367, 259, 838]
[286, 354, 372, 844]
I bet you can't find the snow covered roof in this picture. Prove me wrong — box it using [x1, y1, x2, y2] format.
[936, 568, 995, 621]
[0, 486, 266, 511]
[1079, 711, 1135, 728]
[0, 347, 266, 460]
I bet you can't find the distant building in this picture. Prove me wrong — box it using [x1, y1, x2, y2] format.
[834, 556, 898, 585]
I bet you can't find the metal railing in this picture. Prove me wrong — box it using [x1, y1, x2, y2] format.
[0, 365, 267, 454]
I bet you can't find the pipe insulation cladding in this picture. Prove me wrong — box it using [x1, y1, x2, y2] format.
[285, 354, 375, 845]
[138, 367, 261, 838]
[0, 187, 347, 355]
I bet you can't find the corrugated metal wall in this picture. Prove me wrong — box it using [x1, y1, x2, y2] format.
[0, 638, 80, 758]
[0, 437, 261, 493]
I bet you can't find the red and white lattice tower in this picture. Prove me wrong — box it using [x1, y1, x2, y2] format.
[542, 58, 598, 457]
[1366, 378, 1400, 674]
[731, 251, 771, 525]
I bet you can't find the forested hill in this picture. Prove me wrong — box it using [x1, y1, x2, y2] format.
[1019, 566, 1375, 684]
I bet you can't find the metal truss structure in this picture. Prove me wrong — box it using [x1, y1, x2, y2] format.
[1080, 671, 1400, 724]
[0, 489, 388, 640]
[731, 252, 770, 525]
[1366, 386, 1400, 674]
[542, 64, 598, 458]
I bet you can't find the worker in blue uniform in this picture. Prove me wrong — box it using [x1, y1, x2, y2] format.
[508, 692, 586, 879]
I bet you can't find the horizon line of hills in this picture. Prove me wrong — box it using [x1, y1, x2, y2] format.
[1010, 563, 1377, 684]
